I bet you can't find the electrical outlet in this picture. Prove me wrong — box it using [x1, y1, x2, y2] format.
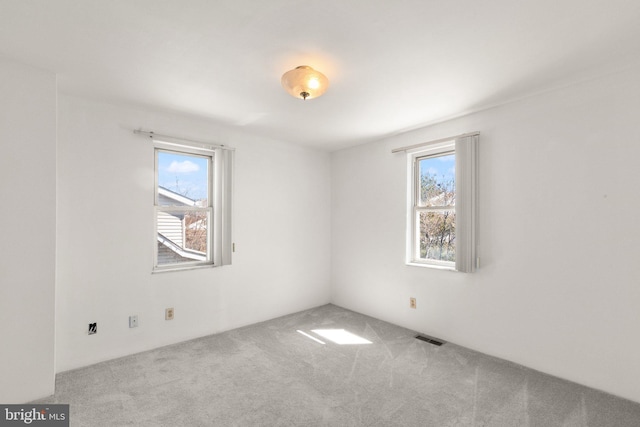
[165, 308, 174, 320]
[410, 298, 417, 309]
[88, 322, 97, 335]
[129, 315, 139, 328]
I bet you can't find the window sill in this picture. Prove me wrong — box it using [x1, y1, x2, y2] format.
[152, 263, 215, 274]
[406, 261, 456, 272]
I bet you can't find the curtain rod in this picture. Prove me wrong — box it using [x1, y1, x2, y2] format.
[133, 129, 234, 151]
[391, 131, 479, 154]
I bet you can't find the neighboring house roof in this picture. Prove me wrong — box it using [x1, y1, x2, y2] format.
[426, 192, 456, 207]
[157, 186, 205, 263]
[158, 186, 197, 206]
[157, 234, 206, 262]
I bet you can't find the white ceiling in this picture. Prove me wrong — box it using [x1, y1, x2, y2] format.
[1, 0, 639, 150]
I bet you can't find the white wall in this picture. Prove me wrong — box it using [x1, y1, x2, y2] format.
[56, 95, 331, 372]
[0, 59, 57, 402]
[331, 66, 640, 403]
[5, 53, 637, 404]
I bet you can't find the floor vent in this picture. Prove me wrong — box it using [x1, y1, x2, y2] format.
[415, 335, 445, 346]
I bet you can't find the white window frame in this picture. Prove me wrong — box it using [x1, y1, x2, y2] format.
[406, 134, 478, 272]
[407, 140, 457, 270]
[153, 139, 234, 273]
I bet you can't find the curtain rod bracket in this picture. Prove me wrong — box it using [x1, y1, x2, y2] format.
[133, 129, 233, 151]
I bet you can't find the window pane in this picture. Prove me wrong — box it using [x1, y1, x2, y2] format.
[157, 151, 209, 206]
[418, 154, 455, 207]
[184, 211, 208, 253]
[157, 209, 210, 266]
[417, 210, 456, 262]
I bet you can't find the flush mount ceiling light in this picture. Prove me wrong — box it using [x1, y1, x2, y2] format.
[281, 65, 329, 100]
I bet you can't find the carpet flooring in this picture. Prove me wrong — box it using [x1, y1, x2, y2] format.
[34, 304, 640, 426]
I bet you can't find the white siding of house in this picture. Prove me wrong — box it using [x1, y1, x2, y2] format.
[157, 242, 188, 264]
[157, 211, 184, 247]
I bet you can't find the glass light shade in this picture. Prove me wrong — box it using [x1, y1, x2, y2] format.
[281, 65, 329, 100]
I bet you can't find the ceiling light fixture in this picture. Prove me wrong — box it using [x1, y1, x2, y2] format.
[281, 65, 329, 100]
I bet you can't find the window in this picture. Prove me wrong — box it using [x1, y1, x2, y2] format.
[406, 134, 478, 272]
[153, 140, 233, 272]
[413, 149, 456, 266]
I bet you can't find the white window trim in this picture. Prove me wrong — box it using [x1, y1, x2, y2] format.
[406, 140, 457, 270]
[153, 139, 234, 273]
[405, 135, 478, 273]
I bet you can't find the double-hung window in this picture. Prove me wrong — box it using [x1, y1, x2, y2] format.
[405, 134, 478, 272]
[413, 147, 456, 266]
[153, 138, 233, 272]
